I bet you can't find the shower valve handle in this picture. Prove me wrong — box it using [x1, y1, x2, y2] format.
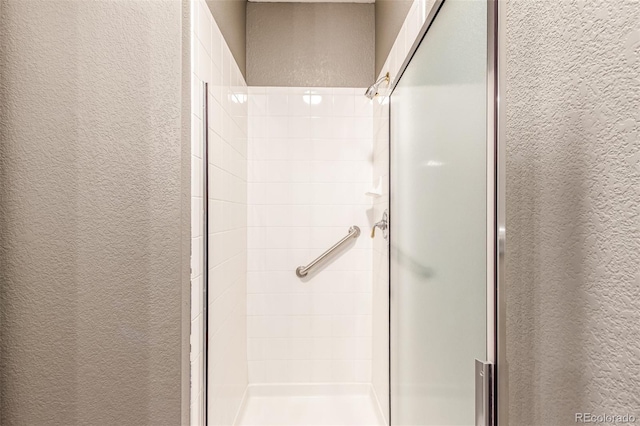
[371, 210, 389, 239]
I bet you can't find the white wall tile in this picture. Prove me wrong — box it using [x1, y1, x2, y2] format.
[210, 20, 223, 72]
[266, 117, 288, 139]
[191, 1, 248, 423]
[354, 97, 373, 117]
[331, 360, 355, 382]
[191, 237, 202, 279]
[267, 93, 289, 116]
[309, 94, 333, 117]
[190, 395, 201, 426]
[288, 117, 312, 139]
[191, 275, 203, 321]
[290, 360, 312, 382]
[288, 91, 312, 117]
[196, 1, 212, 56]
[265, 360, 289, 382]
[312, 338, 333, 359]
[310, 117, 333, 139]
[248, 361, 265, 382]
[312, 317, 333, 337]
[247, 87, 374, 384]
[311, 360, 333, 382]
[332, 95, 355, 116]
[354, 360, 372, 382]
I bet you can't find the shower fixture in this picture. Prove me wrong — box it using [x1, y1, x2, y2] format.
[364, 72, 391, 99]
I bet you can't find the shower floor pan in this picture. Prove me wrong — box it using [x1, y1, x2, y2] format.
[234, 383, 385, 426]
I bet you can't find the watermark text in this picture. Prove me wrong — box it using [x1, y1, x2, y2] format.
[576, 413, 636, 424]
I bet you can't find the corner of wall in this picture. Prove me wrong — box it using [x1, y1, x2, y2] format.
[183, 1, 194, 425]
[204, 0, 247, 77]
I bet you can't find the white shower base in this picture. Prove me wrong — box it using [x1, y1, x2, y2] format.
[234, 383, 386, 426]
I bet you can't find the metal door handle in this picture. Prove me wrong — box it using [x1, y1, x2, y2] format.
[371, 210, 388, 240]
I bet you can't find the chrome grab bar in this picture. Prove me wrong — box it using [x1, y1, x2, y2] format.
[296, 226, 361, 278]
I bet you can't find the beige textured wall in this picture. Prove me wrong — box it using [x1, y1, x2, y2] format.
[375, 0, 413, 76]
[503, 0, 640, 424]
[246, 3, 375, 87]
[205, 0, 246, 76]
[0, 1, 191, 425]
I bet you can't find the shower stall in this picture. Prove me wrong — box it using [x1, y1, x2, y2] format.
[190, 0, 500, 424]
[2, 0, 637, 424]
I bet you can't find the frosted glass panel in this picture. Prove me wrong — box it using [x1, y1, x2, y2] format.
[390, 0, 488, 424]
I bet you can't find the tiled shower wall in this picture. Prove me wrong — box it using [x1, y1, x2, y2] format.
[371, 95, 390, 423]
[246, 87, 375, 383]
[190, 0, 248, 425]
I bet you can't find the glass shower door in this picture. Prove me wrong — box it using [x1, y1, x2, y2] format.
[390, 0, 495, 424]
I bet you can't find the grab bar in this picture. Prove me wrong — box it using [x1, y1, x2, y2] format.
[296, 226, 361, 277]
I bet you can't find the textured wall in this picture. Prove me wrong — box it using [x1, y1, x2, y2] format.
[205, 0, 246, 76]
[504, 0, 640, 424]
[375, 0, 413, 76]
[0, 1, 190, 424]
[246, 3, 375, 87]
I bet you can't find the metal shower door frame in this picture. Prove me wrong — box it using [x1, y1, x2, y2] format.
[202, 81, 210, 426]
[387, 0, 502, 423]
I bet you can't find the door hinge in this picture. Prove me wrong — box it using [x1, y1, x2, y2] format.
[475, 359, 495, 426]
